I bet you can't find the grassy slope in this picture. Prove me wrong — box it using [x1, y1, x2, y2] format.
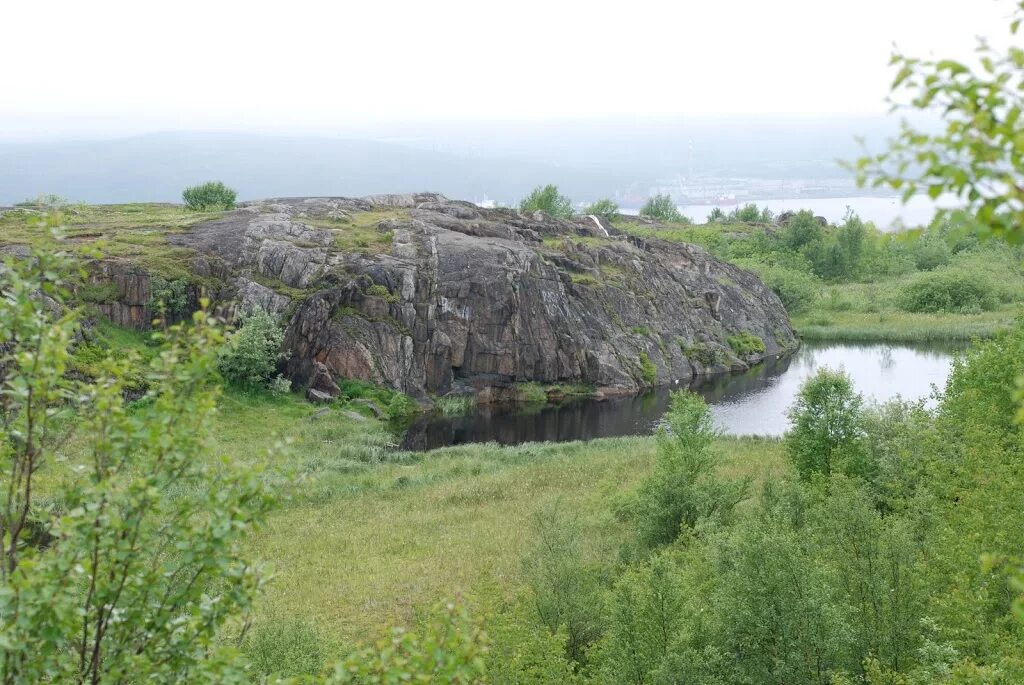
[616, 217, 1022, 343]
[204, 391, 787, 645]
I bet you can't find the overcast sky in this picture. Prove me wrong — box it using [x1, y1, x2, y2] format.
[1, 0, 1015, 140]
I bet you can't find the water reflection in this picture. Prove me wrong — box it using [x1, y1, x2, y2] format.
[399, 341, 963, 451]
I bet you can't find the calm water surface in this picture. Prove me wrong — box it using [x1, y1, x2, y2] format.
[400, 342, 961, 451]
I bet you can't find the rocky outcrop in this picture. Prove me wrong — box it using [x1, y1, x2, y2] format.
[167, 194, 798, 400]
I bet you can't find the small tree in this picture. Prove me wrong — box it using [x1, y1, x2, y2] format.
[786, 369, 869, 480]
[584, 198, 619, 221]
[519, 185, 575, 219]
[217, 307, 285, 388]
[634, 391, 747, 547]
[639, 194, 685, 222]
[0, 244, 271, 683]
[182, 181, 237, 211]
[707, 207, 727, 223]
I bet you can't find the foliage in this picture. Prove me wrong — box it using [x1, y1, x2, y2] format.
[583, 198, 619, 221]
[897, 267, 997, 313]
[637, 351, 657, 386]
[435, 394, 474, 416]
[522, 504, 604, 666]
[149, 274, 191, 319]
[182, 180, 237, 211]
[519, 185, 575, 219]
[594, 552, 686, 684]
[482, 595, 578, 685]
[727, 330, 766, 357]
[0, 245, 272, 683]
[632, 392, 746, 548]
[755, 264, 820, 313]
[77, 279, 120, 304]
[786, 369, 868, 480]
[731, 202, 763, 223]
[855, 0, 1024, 244]
[706, 207, 727, 222]
[638, 193, 685, 222]
[217, 307, 285, 388]
[327, 602, 488, 684]
[336, 378, 418, 421]
[681, 341, 725, 367]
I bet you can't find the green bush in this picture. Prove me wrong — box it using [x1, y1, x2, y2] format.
[584, 198, 619, 221]
[727, 331, 766, 357]
[633, 391, 745, 548]
[897, 269, 997, 313]
[148, 275, 191, 318]
[786, 369, 869, 480]
[523, 504, 603, 665]
[520, 184, 575, 219]
[911, 234, 952, 271]
[217, 307, 285, 388]
[78, 280, 120, 304]
[182, 180, 237, 211]
[639, 194, 685, 222]
[681, 341, 725, 367]
[757, 265, 820, 313]
[638, 351, 657, 386]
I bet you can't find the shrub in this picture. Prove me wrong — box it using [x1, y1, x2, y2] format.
[731, 203, 762, 223]
[727, 331, 766, 357]
[633, 391, 746, 547]
[681, 341, 725, 367]
[897, 269, 997, 313]
[520, 184, 575, 219]
[149, 275, 191, 318]
[78, 280, 120, 304]
[786, 369, 870, 480]
[707, 207, 727, 222]
[639, 194, 685, 222]
[911, 234, 952, 271]
[364, 283, 393, 299]
[584, 198, 619, 220]
[757, 265, 820, 313]
[268, 373, 293, 396]
[638, 351, 657, 386]
[182, 180, 237, 211]
[0, 243, 271, 682]
[217, 307, 285, 388]
[522, 504, 603, 665]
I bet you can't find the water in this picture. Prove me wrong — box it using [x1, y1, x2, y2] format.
[399, 342, 960, 451]
[623, 195, 958, 231]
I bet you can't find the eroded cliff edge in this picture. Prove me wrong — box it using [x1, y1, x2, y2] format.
[158, 193, 797, 400]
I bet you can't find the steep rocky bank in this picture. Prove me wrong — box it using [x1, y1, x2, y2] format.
[170, 194, 797, 400]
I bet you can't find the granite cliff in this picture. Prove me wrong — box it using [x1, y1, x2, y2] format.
[159, 193, 797, 401]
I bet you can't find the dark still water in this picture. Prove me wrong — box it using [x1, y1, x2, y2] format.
[399, 342, 961, 451]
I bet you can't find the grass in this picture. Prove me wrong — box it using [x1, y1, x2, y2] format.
[793, 309, 1017, 342]
[302, 208, 406, 255]
[240, 426, 788, 643]
[0, 203, 223, 281]
[793, 280, 1021, 342]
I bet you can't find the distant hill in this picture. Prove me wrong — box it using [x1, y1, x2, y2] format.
[0, 132, 624, 206]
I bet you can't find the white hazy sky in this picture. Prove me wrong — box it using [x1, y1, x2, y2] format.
[0, 0, 1016, 138]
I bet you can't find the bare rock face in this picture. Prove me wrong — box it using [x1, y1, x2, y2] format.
[169, 194, 798, 400]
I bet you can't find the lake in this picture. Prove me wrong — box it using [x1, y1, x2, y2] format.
[622, 195, 958, 231]
[399, 341, 961, 451]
